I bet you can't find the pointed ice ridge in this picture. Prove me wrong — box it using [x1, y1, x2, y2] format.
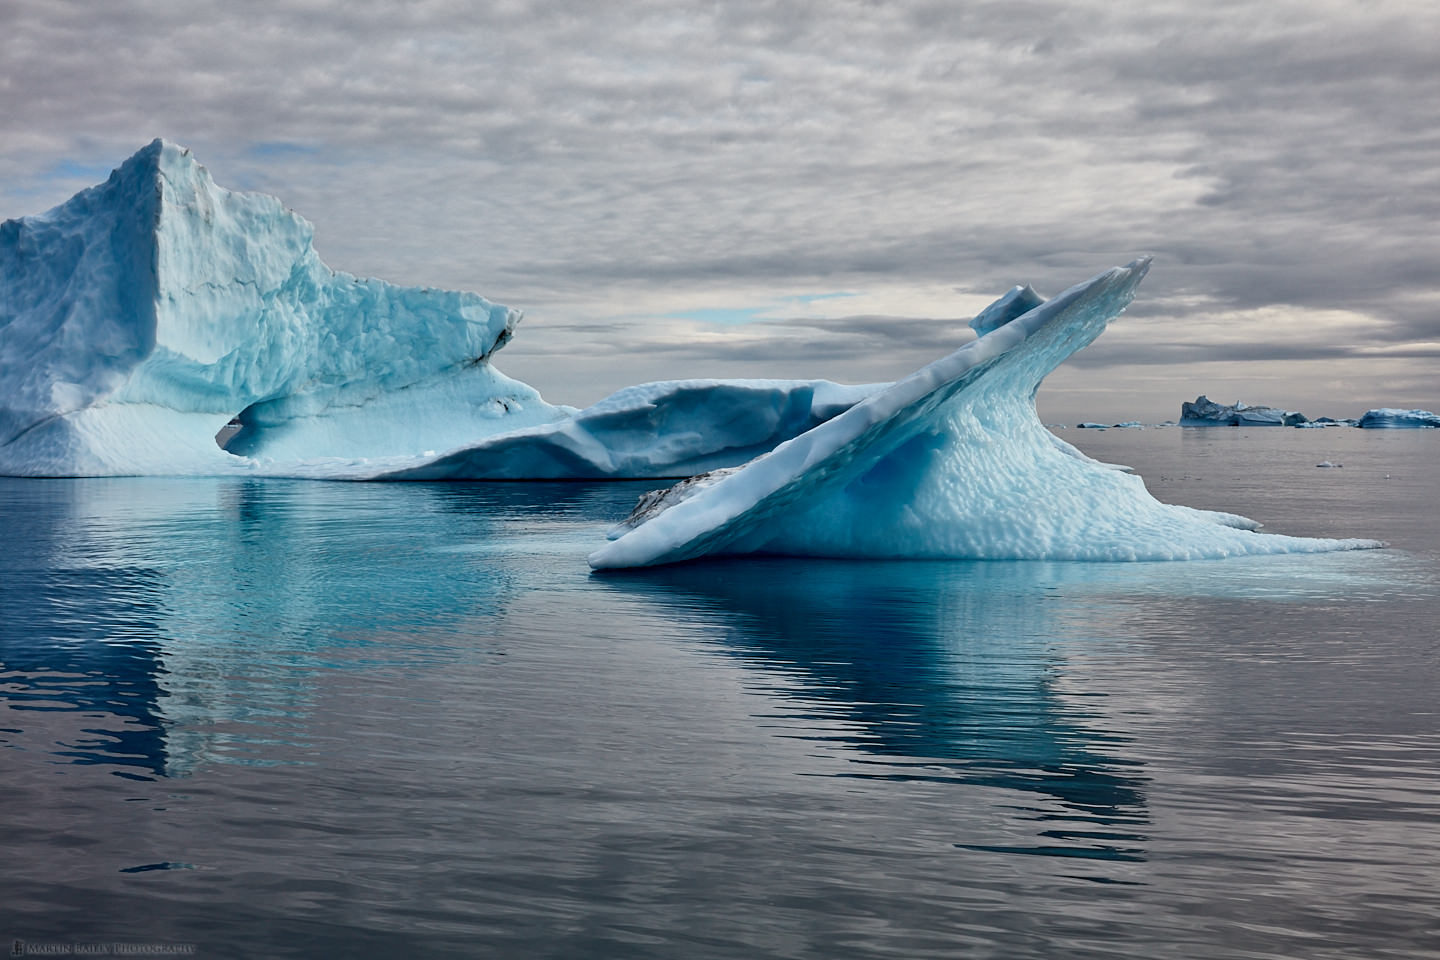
[0, 140, 558, 476]
[590, 260, 1384, 569]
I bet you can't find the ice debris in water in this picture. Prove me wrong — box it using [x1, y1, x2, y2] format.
[590, 260, 1385, 569]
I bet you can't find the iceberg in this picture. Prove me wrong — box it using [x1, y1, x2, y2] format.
[1358, 408, 1440, 429]
[376, 378, 881, 480]
[590, 261, 1383, 569]
[1180, 396, 1308, 427]
[0, 142, 895, 481]
[0, 140, 561, 476]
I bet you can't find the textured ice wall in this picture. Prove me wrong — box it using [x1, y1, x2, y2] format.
[0, 140, 558, 476]
[591, 260, 1384, 569]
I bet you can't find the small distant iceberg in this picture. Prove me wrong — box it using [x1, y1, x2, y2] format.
[1358, 408, 1440, 429]
[591, 261, 1383, 569]
[1180, 396, 1308, 427]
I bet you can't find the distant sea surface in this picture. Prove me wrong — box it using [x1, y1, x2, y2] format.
[2, 428, 1437, 959]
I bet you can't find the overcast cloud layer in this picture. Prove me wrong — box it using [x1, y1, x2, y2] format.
[2, 0, 1436, 420]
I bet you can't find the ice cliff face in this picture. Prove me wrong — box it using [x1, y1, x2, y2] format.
[591, 261, 1384, 569]
[0, 140, 558, 476]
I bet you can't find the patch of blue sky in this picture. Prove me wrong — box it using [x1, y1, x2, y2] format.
[42, 158, 114, 183]
[670, 306, 769, 326]
[669, 293, 856, 326]
[4, 159, 114, 201]
[247, 141, 320, 159]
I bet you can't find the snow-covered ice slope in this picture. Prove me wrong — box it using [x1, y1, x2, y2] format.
[590, 260, 1384, 569]
[0, 140, 560, 476]
[376, 378, 882, 480]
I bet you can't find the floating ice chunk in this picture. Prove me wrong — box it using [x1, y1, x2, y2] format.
[1358, 408, 1440, 428]
[590, 260, 1384, 569]
[375, 379, 882, 480]
[0, 140, 559, 476]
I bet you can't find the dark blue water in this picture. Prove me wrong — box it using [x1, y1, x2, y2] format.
[2, 429, 1438, 958]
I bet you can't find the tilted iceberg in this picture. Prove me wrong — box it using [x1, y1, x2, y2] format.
[590, 260, 1384, 569]
[0, 140, 561, 476]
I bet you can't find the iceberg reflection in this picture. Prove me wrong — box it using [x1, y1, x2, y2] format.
[600, 558, 1158, 864]
[0, 478, 527, 777]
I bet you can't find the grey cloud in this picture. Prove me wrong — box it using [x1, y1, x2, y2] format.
[1, 0, 1436, 414]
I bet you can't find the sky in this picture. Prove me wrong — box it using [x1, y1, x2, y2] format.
[2, 0, 1437, 422]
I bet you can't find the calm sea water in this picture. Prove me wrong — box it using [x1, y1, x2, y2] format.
[2, 428, 1438, 959]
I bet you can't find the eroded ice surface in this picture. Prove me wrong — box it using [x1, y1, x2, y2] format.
[0, 140, 560, 476]
[376, 378, 882, 480]
[590, 261, 1383, 569]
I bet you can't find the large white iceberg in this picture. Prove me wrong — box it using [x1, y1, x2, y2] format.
[590, 261, 1384, 569]
[0, 142, 894, 481]
[0, 140, 561, 476]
